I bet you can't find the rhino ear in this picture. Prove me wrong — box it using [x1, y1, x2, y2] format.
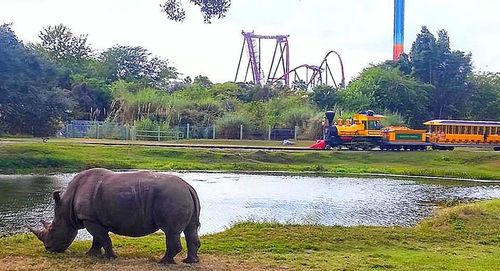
[53, 190, 61, 204]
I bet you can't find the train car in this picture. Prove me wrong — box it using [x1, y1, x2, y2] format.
[424, 120, 500, 151]
[380, 127, 429, 151]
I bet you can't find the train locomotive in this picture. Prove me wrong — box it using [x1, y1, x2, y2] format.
[322, 111, 500, 151]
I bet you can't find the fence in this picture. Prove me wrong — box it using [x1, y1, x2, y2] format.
[61, 121, 133, 140]
[61, 121, 305, 141]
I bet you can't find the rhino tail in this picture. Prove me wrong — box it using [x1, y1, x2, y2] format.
[187, 184, 201, 229]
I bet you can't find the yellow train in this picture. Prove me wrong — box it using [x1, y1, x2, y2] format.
[424, 120, 500, 150]
[323, 111, 500, 151]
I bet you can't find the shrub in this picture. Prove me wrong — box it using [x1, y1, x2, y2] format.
[215, 114, 254, 139]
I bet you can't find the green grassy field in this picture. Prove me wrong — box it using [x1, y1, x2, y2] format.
[1, 200, 499, 270]
[0, 139, 499, 180]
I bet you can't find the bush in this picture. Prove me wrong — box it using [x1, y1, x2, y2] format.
[280, 106, 316, 128]
[380, 111, 407, 127]
[215, 114, 254, 139]
[135, 118, 170, 132]
[301, 113, 325, 140]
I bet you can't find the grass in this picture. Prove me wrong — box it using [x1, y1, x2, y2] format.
[0, 139, 499, 180]
[0, 199, 499, 270]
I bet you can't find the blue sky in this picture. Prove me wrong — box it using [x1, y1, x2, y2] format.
[1, 0, 499, 83]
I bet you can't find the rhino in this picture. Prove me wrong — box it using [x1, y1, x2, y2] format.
[28, 168, 201, 264]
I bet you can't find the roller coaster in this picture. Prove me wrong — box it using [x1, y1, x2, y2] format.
[234, 31, 345, 90]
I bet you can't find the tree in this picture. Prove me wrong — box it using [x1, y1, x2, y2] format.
[193, 75, 213, 88]
[409, 26, 437, 85]
[100, 45, 177, 89]
[340, 66, 432, 127]
[37, 24, 92, 63]
[466, 73, 500, 120]
[310, 85, 340, 110]
[396, 53, 412, 75]
[70, 75, 112, 121]
[0, 24, 74, 136]
[161, 0, 231, 23]
[409, 27, 473, 119]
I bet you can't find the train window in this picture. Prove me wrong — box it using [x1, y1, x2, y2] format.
[479, 127, 484, 135]
[367, 121, 381, 130]
[472, 127, 477, 134]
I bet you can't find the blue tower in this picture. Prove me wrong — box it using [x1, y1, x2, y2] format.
[393, 0, 405, 61]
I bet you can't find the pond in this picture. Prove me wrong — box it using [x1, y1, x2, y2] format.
[0, 172, 499, 238]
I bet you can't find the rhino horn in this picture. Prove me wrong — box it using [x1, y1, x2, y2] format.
[40, 219, 50, 229]
[28, 226, 45, 242]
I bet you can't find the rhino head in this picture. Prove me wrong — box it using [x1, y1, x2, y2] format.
[28, 191, 77, 253]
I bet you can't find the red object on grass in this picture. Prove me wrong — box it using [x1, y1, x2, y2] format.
[310, 140, 326, 149]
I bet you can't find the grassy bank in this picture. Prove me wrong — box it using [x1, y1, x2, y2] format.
[0, 140, 499, 179]
[1, 200, 499, 270]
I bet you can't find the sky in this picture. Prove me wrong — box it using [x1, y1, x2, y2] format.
[1, 0, 500, 83]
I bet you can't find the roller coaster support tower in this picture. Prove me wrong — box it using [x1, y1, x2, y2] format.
[235, 31, 290, 86]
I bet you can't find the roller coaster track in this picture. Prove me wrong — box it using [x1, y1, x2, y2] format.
[235, 31, 345, 90]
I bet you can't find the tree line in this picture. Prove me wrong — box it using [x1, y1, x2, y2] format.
[0, 23, 498, 137]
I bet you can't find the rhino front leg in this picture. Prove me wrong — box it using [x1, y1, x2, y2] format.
[159, 232, 182, 264]
[85, 238, 103, 257]
[84, 221, 117, 259]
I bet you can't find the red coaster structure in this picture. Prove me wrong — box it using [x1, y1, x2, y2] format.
[235, 31, 345, 90]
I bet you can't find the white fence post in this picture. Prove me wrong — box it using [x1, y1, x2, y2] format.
[213, 126, 216, 139]
[186, 123, 190, 139]
[268, 125, 271, 141]
[294, 126, 298, 140]
[157, 125, 161, 142]
[240, 125, 243, 140]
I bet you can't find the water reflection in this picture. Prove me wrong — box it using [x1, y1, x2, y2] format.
[0, 173, 499, 238]
[0, 175, 68, 234]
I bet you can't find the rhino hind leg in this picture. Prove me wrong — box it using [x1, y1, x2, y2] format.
[160, 232, 182, 264]
[182, 226, 200, 263]
[84, 221, 117, 260]
[85, 238, 103, 257]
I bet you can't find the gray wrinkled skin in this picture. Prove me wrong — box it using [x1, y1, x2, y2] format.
[29, 168, 201, 264]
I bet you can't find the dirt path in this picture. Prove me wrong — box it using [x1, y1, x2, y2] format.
[0, 255, 286, 271]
